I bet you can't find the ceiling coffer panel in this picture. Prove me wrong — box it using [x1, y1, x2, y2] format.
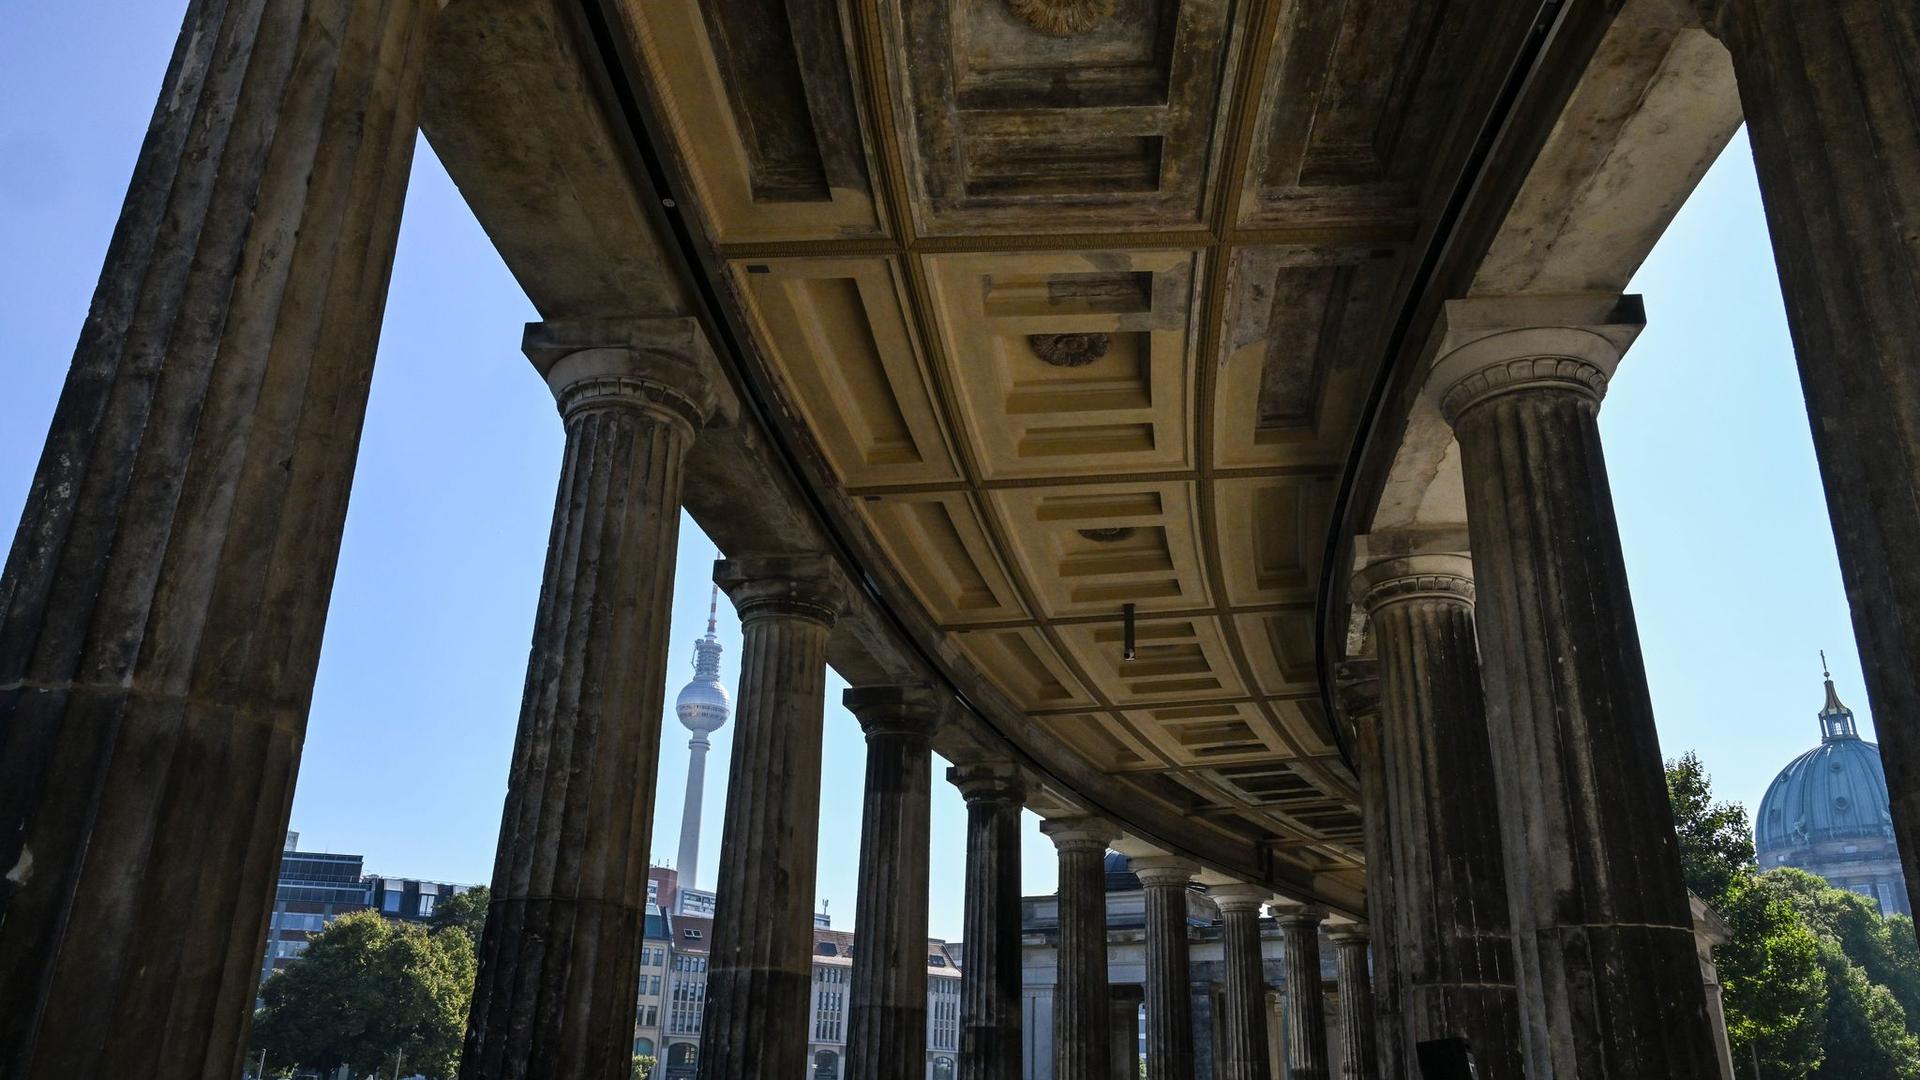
[733, 257, 959, 488]
[926, 249, 1200, 480]
[885, 0, 1248, 233]
[624, 0, 887, 242]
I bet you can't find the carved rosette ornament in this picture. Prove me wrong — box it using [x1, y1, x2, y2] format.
[1007, 0, 1115, 36]
[1028, 332, 1111, 367]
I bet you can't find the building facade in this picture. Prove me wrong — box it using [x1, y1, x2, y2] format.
[1756, 671, 1912, 916]
[258, 833, 474, 987]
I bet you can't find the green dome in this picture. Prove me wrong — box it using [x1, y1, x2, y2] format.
[1755, 675, 1895, 857]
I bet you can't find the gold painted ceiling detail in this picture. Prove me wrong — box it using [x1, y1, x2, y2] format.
[1007, 0, 1117, 37]
[619, 0, 1536, 897]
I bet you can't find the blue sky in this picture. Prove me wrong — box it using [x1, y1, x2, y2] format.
[1, 6, 1870, 940]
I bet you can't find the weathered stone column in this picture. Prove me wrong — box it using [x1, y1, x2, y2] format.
[1694, 0, 1920, 915]
[1353, 552, 1522, 1079]
[1133, 856, 1199, 1080]
[950, 759, 1028, 1080]
[1340, 664, 1405, 1080]
[1435, 300, 1720, 1078]
[0, 0, 433, 1073]
[1213, 885, 1274, 1080]
[1043, 816, 1119, 1080]
[1109, 984, 1145, 1080]
[844, 685, 942, 1080]
[463, 321, 719, 1080]
[698, 555, 846, 1080]
[1329, 925, 1379, 1080]
[1274, 905, 1332, 1080]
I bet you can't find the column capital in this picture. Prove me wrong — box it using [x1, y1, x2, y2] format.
[1129, 855, 1200, 889]
[1268, 902, 1328, 927]
[1326, 922, 1371, 946]
[948, 758, 1028, 808]
[1424, 295, 1644, 425]
[1208, 883, 1273, 915]
[1040, 815, 1119, 853]
[714, 553, 847, 628]
[843, 684, 945, 740]
[1352, 553, 1475, 614]
[523, 317, 721, 427]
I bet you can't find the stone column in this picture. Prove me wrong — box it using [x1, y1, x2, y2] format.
[1434, 301, 1720, 1078]
[1328, 926, 1379, 1080]
[1274, 905, 1332, 1080]
[844, 685, 942, 1080]
[1109, 985, 1145, 1080]
[1132, 856, 1199, 1080]
[1694, 0, 1920, 915]
[462, 321, 718, 1080]
[1353, 552, 1522, 1079]
[0, 0, 433, 1073]
[1212, 886, 1274, 1080]
[1340, 665, 1404, 1080]
[950, 760, 1028, 1080]
[1043, 816, 1119, 1080]
[697, 556, 846, 1080]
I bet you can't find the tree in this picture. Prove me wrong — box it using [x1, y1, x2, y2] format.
[430, 885, 490, 949]
[251, 909, 476, 1079]
[1716, 870, 1828, 1078]
[1666, 752, 1756, 906]
[633, 1054, 657, 1080]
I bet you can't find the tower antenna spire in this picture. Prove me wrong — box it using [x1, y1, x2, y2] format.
[1821, 649, 1831, 680]
[707, 582, 718, 637]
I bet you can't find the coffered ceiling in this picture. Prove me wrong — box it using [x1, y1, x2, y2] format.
[611, 0, 1541, 894]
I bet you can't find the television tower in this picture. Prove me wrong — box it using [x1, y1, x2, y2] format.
[673, 584, 730, 891]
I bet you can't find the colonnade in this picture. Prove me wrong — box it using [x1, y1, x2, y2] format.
[0, 0, 1915, 1077]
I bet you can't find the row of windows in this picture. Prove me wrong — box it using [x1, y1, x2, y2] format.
[273, 912, 327, 933]
[636, 1005, 659, 1028]
[641, 946, 668, 968]
[637, 974, 663, 997]
[813, 988, 845, 1043]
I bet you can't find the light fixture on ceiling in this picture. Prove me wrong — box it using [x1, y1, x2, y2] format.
[1122, 603, 1137, 662]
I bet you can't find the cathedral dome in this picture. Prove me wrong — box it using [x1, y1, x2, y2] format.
[1755, 672, 1895, 859]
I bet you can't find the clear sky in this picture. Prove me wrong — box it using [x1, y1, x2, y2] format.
[1, 6, 1873, 941]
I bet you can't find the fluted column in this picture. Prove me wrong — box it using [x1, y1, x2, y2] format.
[950, 760, 1028, 1080]
[1353, 553, 1521, 1079]
[463, 320, 719, 1080]
[1340, 664, 1404, 1080]
[1274, 905, 1332, 1080]
[1213, 886, 1273, 1080]
[1043, 816, 1119, 1080]
[1329, 926, 1378, 1080]
[844, 685, 942, 1080]
[1693, 0, 1920, 916]
[698, 555, 846, 1080]
[1133, 857, 1199, 1080]
[0, 0, 432, 1072]
[1434, 301, 1719, 1078]
[1110, 985, 1145, 1080]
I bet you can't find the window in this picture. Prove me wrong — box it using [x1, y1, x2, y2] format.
[684, 929, 702, 940]
[417, 894, 436, 917]
[382, 892, 402, 914]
